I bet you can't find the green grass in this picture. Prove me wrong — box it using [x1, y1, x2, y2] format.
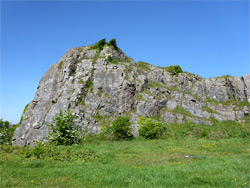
[170, 106, 197, 119]
[207, 97, 250, 110]
[0, 137, 249, 187]
[147, 80, 164, 88]
[166, 120, 250, 139]
[217, 75, 233, 79]
[202, 106, 220, 115]
[136, 94, 147, 101]
[136, 61, 151, 71]
[1, 117, 250, 187]
[108, 59, 130, 65]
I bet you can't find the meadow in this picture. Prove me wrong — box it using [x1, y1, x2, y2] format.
[1, 115, 250, 188]
[0, 137, 249, 187]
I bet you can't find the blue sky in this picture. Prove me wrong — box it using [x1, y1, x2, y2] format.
[1, 1, 249, 123]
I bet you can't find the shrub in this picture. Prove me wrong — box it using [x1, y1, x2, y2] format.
[85, 80, 93, 89]
[138, 117, 166, 139]
[112, 116, 133, 140]
[108, 38, 117, 49]
[47, 110, 80, 145]
[0, 119, 18, 145]
[165, 65, 183, 76]
[0, 128, 10, 145]
[90, 38, 107, 51]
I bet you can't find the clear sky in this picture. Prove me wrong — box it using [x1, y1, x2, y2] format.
[1, 1, 249, 124]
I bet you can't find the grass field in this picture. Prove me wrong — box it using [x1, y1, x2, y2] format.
[0, 137, 249, 187]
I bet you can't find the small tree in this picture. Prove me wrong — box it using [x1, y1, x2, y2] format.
[112, 116, 133, 140]
[47, 110, 80, 145]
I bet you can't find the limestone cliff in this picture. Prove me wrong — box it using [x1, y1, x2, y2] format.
[12, 44, 250, 146]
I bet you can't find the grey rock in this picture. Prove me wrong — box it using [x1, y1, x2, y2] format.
[148, 68, 164, 83]
[12, 43, 250, 146]
[167, 100, 178, 110]
[235, 111, 244, 120]
[242, 74, 250, 103]
[100, 46, 127, 61]
[243, 106, 249, 116]
[191, 81, 207, 100]
[136, 75, 148, 92]
[162, 112, 176, 124]
[193, 119, 212, 126]
[181, 94, 209, 119]
[227, 77, 245, 101]
[205, 78, 229, 101]
[136, 99, 160, 117]
[176, 114, 184, 124]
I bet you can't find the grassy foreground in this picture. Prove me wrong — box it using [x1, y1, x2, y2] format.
[0, 137, 249, 187]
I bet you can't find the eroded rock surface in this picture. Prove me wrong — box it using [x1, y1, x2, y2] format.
[13, 45, 250, 146]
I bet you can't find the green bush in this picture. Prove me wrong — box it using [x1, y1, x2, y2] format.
[47, 110, 80, 145]
[107, 55, 112, 62]
[85, 80, 93, 89]
[108, 38, 117, 49]
[0, 119, 10, 129]
[165, 65, 183, 76]
[112, 116, 133, 140]
[90, 38, 107, 51]
[138, 117, 166, 139]
[0, 128, 10, 145]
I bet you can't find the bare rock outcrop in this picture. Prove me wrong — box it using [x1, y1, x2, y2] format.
[12, 44, 250, 146]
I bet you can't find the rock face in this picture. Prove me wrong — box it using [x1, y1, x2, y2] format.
[12, 44, 250, 146]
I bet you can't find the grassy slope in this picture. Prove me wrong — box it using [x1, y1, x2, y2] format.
[0, 138, 249, 187]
